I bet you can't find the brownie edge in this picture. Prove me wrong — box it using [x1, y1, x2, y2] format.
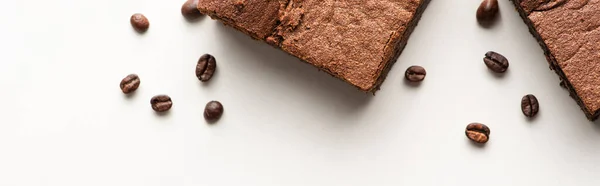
[198, 0, 431, 93]
[197, 0, 286, 40]
[510, 0, 600, 121]
[374, 0, 431, 92]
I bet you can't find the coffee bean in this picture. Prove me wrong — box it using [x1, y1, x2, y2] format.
[151, 95, 172, 112]
[476, 0, 499, 23]
[120, 74, 140, 94]
[405, 65, 426, 82]
[484, 51, 509, 73]
[196, 54, 217, 82]
[204, 101, 223, 122]
[465, 123, 490, 144]
[130, 13, 149, 33]
[181, 0, 203, 20]
[521, 94, 539, 118]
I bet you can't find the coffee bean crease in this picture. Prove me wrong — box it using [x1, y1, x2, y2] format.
[151, 95, 172, 112]
[521, 94, 539, 117]
[405, 65, 426, 82]
[484, 51, 509, 73]
[120, 74, 140, 94]
[465, 123, 490, 143]
[196, 54, 217, 82]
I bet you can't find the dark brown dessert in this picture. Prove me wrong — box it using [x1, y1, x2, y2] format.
[511, 0, 600, 120]
[198, 0, 430, 92]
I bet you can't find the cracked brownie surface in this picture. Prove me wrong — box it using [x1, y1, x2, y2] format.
[198, 0, 430, 92]
[512, 0, 600, 120]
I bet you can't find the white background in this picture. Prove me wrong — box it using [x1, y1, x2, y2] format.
[1, 0, 600, 185]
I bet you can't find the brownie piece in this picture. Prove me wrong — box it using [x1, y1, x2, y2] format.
[198, 0, 430, 92]
[511, 0, 600, 120]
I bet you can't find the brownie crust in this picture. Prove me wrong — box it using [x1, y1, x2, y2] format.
[198, 0, 430, 92]
[511, 0, 600, 120]
[198, 0, 286, 40]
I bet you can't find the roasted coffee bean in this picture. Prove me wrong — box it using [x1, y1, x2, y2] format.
[204, 101, 223, 122]
[196, 54, 217, 82]
[521, 94, 539, 117]
[130, 13, 149, 32]
[484, 51, 509, 73]
[476, 0, 499, 23]
[181, 0, 203, 20]
[120, 74, 140, 94]
[465, 123, 490, 144]
[151, 95, 172, 112]
[405, 65, 426, 82]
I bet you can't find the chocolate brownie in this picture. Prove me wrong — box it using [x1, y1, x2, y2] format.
[511, 0, 600, 120]
[198, 0, 430, 92]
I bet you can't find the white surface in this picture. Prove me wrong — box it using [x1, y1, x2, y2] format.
[1, 0, 600, 185]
